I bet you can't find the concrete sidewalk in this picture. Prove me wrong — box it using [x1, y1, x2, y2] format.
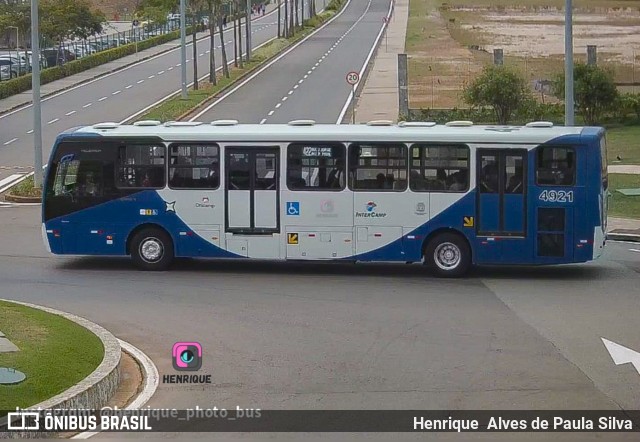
[0, 3, 280, 116]
[354, 0, 407, 123]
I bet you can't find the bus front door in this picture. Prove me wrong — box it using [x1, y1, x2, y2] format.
[476, 149, 529, 263]
[225, 148, 280, 239]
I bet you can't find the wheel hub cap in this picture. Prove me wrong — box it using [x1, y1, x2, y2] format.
[140, 238, 163, 262]
[434, 242, 461, 270]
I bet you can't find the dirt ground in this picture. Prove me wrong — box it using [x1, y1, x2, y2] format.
[407, 0, 640, 109]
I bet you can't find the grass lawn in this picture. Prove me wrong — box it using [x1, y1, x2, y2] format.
[609, 173, 640, 219]
[8, 176, 41, 198]
[607, 126, 640, 165]
[0, 301, 104, 410]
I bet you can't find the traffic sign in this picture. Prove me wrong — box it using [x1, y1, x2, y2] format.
[133, 19, 140, 27]
[346, 71, 359, 86]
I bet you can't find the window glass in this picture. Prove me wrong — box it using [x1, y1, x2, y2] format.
[410, 144, 469, 192]
[536, 146, 575, 186]
[227, 152, 251, 190]
[600, 136, 608, 191]
[287, 143, 345, 190]
[504, 155, 524, 194]
[479, 154, 499, 193]
[51, 155, 104, 198]
[255, 152, 277, 190]
[349, 143, 407, 191]
[116, 144, 165, 188]
[169, 144, 219, 189]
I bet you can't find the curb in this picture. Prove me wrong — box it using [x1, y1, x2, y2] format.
[180, 7, 342, 121]
[4, 194, 41, 204]
[607, 232, 640, 242]
[0, 299, 121, 438]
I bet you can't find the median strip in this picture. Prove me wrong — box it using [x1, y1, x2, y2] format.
[137, 0, 348, 123]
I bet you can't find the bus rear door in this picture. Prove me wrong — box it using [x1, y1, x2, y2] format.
[476, 148, 529, 263]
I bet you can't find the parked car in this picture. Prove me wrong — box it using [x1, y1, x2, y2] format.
[0, 55, 27, 75]
[0, 59, 18, 80]
[41, 48, 76, 67]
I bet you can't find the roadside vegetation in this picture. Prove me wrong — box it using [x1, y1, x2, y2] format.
[609, 174, 640, 220]
[139, 0, 344, 121]
[7, 176, 41, 199]
[0, 300, 104, 410]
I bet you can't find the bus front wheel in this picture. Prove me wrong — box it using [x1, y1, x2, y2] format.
[131, 228, 174, 271]
[424, 233, 471, 278]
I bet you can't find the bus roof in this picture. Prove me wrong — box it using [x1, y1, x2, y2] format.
[65, 121, 600, 145]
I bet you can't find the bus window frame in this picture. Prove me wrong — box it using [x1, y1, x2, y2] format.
[286, 142, 347, 192]
[409, 143, 470, 193]
[115, 142, 167, 190]
[535, 145, 577, 187]
[347, 142, 408, 192]
[167, 142, 221, 191]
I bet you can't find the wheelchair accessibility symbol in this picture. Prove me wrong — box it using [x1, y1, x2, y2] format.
[286, 202, 300, 216]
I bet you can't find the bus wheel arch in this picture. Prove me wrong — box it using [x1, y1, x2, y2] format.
[127, 224, 175, 271]
[422, 229, 472, 278]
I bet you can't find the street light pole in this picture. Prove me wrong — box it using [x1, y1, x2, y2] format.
[564, 0, 574, 126]
[31, 0, 43, 187]
[180, 0, 188, 99]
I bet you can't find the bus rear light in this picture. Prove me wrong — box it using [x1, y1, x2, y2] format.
[53, 230, 60, 237]
[186, 231, 194, 236]
[106, 235, 113, 240]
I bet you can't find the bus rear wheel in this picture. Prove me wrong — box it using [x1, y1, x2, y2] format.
[131, 228, 174, 271]
[424, 233, 471, 278]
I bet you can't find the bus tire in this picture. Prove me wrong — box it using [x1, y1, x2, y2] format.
[130, 228, 174, 271]
[424, 232, 471, 278]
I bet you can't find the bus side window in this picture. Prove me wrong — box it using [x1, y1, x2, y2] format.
[536, 146, 575, 186]
[116, 144, 166, 189]
[410, 144, 469, 193]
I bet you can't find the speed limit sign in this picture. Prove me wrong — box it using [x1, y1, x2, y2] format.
[346, 71, 359, 86]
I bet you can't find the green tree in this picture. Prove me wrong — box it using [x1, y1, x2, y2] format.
[462, 64, 531, 125]
[136, 0, 177, 23]
[553, 63, 619, 125]
[40, 0, 104, 45]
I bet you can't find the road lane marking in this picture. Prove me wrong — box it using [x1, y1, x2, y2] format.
[47, 118, 59, 124]
[337, 0, 390, 124]
[303, 74, 308, 79]
[275, 103, 281, 108]
[148, 75, 155, 78]
[629, 249, 640, 253]
[3, 138, 18, 146]
[26, 129, 33, 134]
[0, 8, 282, 122]
[282, 97, 288, 101]
[98, 97, 108, 101]
[168, 67, 174, 71]
[158, 71, 165, 75]
[268, 110, 274, 116]
[83, 103, 93, 108]
[288, 90, 293, 95]
[65, 110, 76, 115]
[137, 79, 144, 84]
[113, 90, 121, 95]
[293, 84, 298, 89]
[0, 174, 24, 188]
[126, 85, 133, 89]
[188, 0, 350, 121]
[260, 118, 267, 124]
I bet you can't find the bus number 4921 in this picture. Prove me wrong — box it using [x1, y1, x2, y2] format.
[539, 190, 574, 203]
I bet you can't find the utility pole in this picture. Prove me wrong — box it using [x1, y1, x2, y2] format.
[31, 0, 43, 187]
[564, 0, 574, 125]
[246, 0, 251, 60]
[180, 0, 188, 99]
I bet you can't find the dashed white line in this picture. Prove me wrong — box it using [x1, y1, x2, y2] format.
[137, 80, 144, 84]
[199, 53, 204, 56]
[288, 90, 293, 95]
[148, 75, 155, 79]
[630, 249, 640, 253]
[282, 97, 288, 102]
[293, 84, 299, 89]
[168, 67, 174, 71]
[113, 90, 121, 95]
[26, 129, 33, 134]
[98, 97, 108, 101]
[311, 66, 316, 70]
[260, 118, 267, 124]
[315, 62, 319, 66]
[303, 74, 308, 79]
[175, 63, 181, 67]
[268, 110, 274, 116]
[298, 79, 304, 84]
[3, 138, 18, 145]
[307, 70, 312, 75]
[158, 71, 165, 75]
[125, 85, 133, 89]
[83, 103, 93, 108]
[65, 110, 76, 116]
[47, 118, 59, 124]
[275, 103, 281, 109]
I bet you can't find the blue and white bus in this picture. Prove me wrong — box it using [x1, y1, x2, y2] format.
[42, 119, 608, 277]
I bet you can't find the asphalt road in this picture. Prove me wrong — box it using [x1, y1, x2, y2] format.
[0, 3, 310, 182]
[191, 0, 391, 124]
[0, 206, 639, 441]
